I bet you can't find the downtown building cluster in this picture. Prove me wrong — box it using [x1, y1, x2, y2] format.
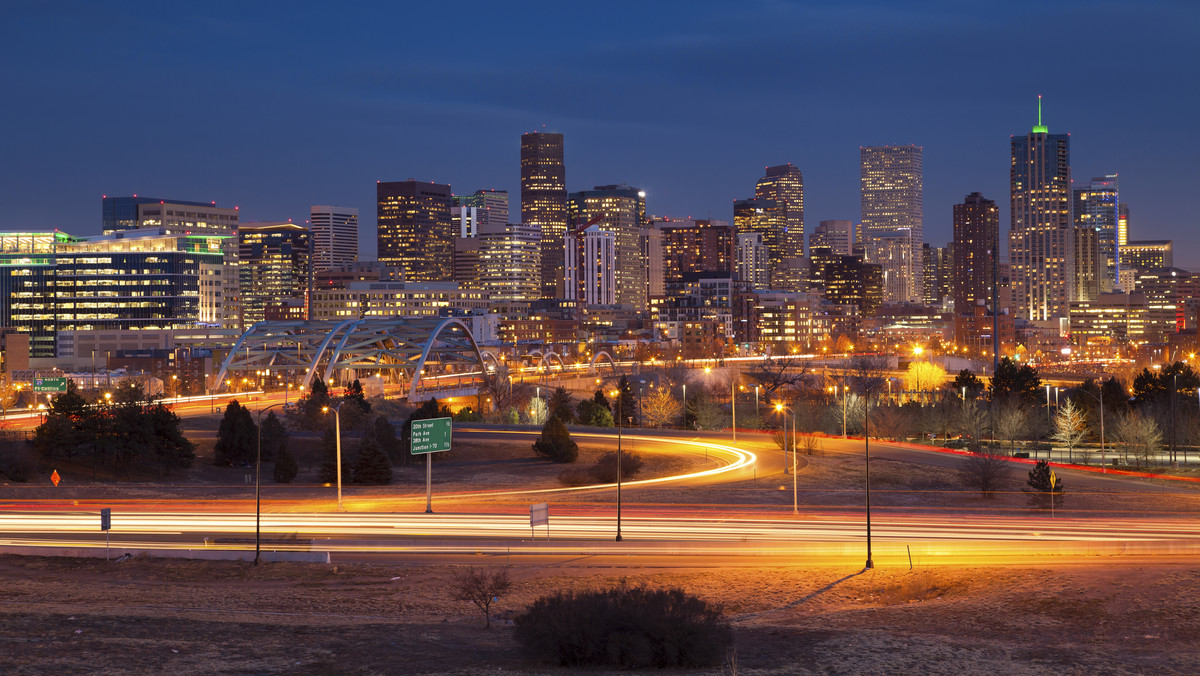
[0, 101, 1191, 389]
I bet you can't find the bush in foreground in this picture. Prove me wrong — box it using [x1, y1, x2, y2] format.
[532, 417, 578, 463]
[514, 585, 731, 668]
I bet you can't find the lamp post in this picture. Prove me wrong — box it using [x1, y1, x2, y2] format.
[775, 403, 798, 514]
[322, 403, 345, 510]
[1074, 386, 1105, 472]
[610, 389, 623, 541]
[254, 402, 285, 565]
[863, 381, 874, 570]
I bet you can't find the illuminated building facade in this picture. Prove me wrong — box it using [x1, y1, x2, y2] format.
[1009, 98, 1073, 320]
[754, 163, 805, 257]
[1073, 175, 1119, 292]
[376, 180, 453, 281]
[735, 232, 770, 288]
[564, 225, 616, 306]
[861, 145, 923, 302]
[456, 222, 541, 303]
[1120, 240, 1173, 274]
[309, 205, 358, 272]
[952, 192, 999, 313]
[0, 232, 71, 358]
[238, 222, 310, 326]
[520, 132, 568, 298]
[812, 220, 854, 256]
[310, 281, 488, 320]
[453, 189, 509, 228]
[102, 196, 239, 235]
[655, 218, 736, 280]
[922, 243, 952, 307]
[567, 185, 646, 308]
[824, 255, 883, 316]
[1068, 293, 1147, 345]
[1133, 268, 1200, 338]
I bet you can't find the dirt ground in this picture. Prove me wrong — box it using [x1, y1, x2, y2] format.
[0, 555, 1197, 675]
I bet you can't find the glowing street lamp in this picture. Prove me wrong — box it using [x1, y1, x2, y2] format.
[775, 403, 798, 514]
[322, 404, 346, 510]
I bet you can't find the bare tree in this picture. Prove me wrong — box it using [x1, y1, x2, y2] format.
[746, 356, 812, 404]
[798, 431, 822, 456]
[993, 399, 1028, 454]
[480, 365, 532, 418]
[957, 399, 991, 450]
[1111, 410, 1163, 468]
[959, 452, 1013, 498]
[871, 405, 910, 441]
[1051, 398, 1088, 463]
[450, 567, 513, 629]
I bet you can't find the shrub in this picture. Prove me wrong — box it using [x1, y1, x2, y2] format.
[532, 417, 578, 463]
[515, 585, 731, 668]
[959, 451, 1012, 498]
[587, 450, 644, 483]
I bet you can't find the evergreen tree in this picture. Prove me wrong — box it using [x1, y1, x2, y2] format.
[370, 416, 402, 463]
[548, 387, 574, 423]
[952, 369, 986, 398]
[146, 402, 195, 474]
[1026, 459, 1063, 492]
[617, 376, 638, 426]
[588, 406, 614, 428]
[532, 416, 578, 463]
[259, 411, 288, 463]
[989, 357, 1042, 406]
[352, 437, 393, 485]
[273, 439, 299, 483]
[317, 425, 351, 484]
[214, 400, 257, 466]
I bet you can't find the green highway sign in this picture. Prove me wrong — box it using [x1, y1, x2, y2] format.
[32, 378, 66, 393]
[410, 417, 452, 455]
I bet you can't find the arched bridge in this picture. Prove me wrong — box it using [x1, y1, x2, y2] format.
[214, 317, 487, 400]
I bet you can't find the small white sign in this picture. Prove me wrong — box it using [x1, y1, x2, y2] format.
[530, 503, 549, 528]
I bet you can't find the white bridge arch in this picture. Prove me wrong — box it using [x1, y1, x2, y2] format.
[214, 317, 486, 400]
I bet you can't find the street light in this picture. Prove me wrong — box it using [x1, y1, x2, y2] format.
[1073, 386, 1106, 472]
[775, 403, 798, 514]
[609, 389, 624, 541]
[322, 403, 346, 510]
[254, 401, 285, 565]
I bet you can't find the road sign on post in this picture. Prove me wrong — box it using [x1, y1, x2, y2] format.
[530, 503, 549, 540]
[100, 508, 112, 561]
[411, 417, 452, 513]
[32, 378, 66, 393]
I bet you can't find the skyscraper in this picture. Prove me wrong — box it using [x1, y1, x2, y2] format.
[568, 185, 646, 308]
[564, 225, 616, 306]
[237, 222, 311, 326]
[1009, 97, 1073, 321]
[755, 163, 805, 257]
[922, 243, 952, 307]
[376, 180, 454, 282]
[453, 189, 510, 228]
[811, 220, 854, 256]
[952, 192, 999, 313]
[310, 205, 358, 272]
[1073, 174, 1119, 292]
[520, 132, 568, 298]
[654, 218, 737, 280]
[860, 146, 923, 303]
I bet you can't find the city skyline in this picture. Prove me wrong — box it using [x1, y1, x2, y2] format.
[1, 2, 1197, 266]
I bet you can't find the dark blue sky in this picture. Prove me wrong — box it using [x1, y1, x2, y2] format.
[2, 1, 1197, 265]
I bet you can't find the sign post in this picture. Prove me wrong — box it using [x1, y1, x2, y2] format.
[410, 417, 452, 513]
[530, 503, 549, 540]
[100, 508, 112, 561]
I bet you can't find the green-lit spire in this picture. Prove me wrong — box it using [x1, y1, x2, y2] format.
[1032, 94, 1048, 134]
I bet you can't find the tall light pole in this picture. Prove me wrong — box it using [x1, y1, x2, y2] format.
[254, 402, 285, 565]
[863, 379, 874, 570]
[322, 403, 345, 510]
[1075, 386, 1105, 472]
[610, 389, 623, 541]
[775, 403, 798, 515]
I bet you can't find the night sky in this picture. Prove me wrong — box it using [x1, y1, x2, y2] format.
[2, 1, 1197, 266]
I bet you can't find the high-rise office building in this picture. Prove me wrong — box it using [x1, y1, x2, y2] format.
[1009, 97, 1073, 321]
[568, 184, 647, 309]
[239, 222, 311, 326]
[564, 225, 616, 306]
[102, 196, 238, 235]
[468, 222, 541, 303]
[824, 255, 883, 316]
[654, 218, 737, 280]
[754, 164, 805, 256]
[453, 189, 509, 228]
[872, 229, 916, 305]
[952, 192, 1000, 313]
[1121, 240, 1174, 273]
[860, 146, 923, 302]
[377, 180, 453, 282]
[1118, 203, 1130, 246]
[811, 220, 854, 256]
[922, 243, 952, 307]
[1074, 175, 1119, 292]
[520, 132, 568, 298]
[309, 205, 358, 272]
[736, 232, 770, 289]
